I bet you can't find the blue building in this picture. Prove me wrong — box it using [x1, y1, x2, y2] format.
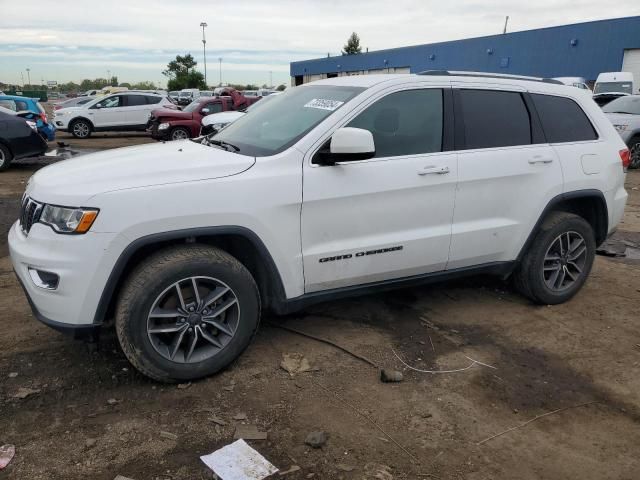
[290, 16, 640, 86]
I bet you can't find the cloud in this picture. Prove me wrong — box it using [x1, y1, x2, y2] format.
[0, 0, 638, 84]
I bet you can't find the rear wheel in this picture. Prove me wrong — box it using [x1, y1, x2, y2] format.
[514, 212, 595, 305]
[170, 127, 191, 141]
[629, 136, 640, 169]
[0, 143, 12, 171]
[115, 245, 260, 382]
[70, 119, 92, 138]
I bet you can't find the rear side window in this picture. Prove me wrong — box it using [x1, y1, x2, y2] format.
[146, 96, 162, 104]
[531, 94, 598, 143]
[459, 89, 531, 149]
[125, 95, 148, 107]
[346, 89, 443, 158]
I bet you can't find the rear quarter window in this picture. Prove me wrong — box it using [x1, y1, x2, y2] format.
[531, 94, 597, 143]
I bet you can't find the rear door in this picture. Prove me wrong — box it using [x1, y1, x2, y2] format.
[302, 85, 458, 292]
[124, 94, 153, 126]
[447, 85, 563, 269]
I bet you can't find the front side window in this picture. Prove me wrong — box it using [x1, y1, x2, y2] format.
[212, 85, 364, 156]
[532, 94, 597, 143]
[346, 89, 443, 158]
[203, 102, 223, 114]
[459, 89, 531, 149]
[94, 96, 121, 109]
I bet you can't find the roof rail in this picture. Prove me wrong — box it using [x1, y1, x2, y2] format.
[417, 70, 563, 85]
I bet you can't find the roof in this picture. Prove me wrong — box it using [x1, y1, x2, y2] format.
[0, 94, 39, 101]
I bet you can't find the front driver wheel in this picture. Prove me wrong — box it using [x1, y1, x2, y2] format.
[170, 127, 191, 141]
[70, 119, 91, 138]
[0, 143, 13, 172]
[514, 212, 595, 305]
[115, 245, 260, 382]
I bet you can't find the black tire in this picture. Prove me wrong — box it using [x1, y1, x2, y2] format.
[0, 143, 12, 172]
[629, 136, 640, 169]
[513, 212, 595, 305]
[115, 245, 260, 382]
[170, 127, 191, 141]
[70, 119, 92, 138]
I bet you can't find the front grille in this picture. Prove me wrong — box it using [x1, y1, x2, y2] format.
[20, 196, 44, 236]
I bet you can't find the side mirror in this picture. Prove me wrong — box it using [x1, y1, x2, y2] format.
[314, 127, 375, 166]
[201, 108, 210, 114]
[95, 104, 102, 109]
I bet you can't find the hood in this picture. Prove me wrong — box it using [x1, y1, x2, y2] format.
[202, 111, 245, 126]
[27, 140, 255, 205]
[152, 108, 193, 120]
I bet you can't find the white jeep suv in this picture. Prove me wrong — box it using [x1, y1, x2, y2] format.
[9, 72, 629, 382]
[54, 92, 173, 138]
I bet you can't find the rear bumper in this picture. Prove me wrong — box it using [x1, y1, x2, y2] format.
[13, 132, 47, 160]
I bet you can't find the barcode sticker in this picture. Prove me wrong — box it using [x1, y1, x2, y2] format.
[304, 98, 344, 111]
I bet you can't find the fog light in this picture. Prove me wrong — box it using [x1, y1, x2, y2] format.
[28, 267, 59, 290]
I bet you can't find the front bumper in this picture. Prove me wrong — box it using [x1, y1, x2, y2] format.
[8, 221, 122, 335]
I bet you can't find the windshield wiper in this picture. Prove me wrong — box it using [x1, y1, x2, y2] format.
[206, 138, 240, 152]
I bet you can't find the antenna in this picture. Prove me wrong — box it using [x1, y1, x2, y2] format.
[503, 15, 509, 34]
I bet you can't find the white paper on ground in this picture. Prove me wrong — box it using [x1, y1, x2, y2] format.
[200, 439, 278, 480]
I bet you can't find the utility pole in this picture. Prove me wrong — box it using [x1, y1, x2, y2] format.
[200, 22, 208, 86]
[26, 68, 31, 87]
[218, 57, 222, 86]
[20, 71, 24, 87]
[503, 16, 509, 34]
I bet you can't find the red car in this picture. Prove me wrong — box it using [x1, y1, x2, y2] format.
[148, 89, 259, 141]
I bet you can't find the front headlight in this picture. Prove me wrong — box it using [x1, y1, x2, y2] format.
[158, 122, 170, 130]
[39, 205, 99, 234]
[614, 124, 628, 133]
[211, 123, 229, 131]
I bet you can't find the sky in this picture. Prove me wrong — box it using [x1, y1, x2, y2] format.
[0, 0, 638, 88]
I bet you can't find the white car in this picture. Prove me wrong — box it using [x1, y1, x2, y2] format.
[53, 92, 173, 138]
[10, 72, 629, 382]
[553, 77, 591, 91]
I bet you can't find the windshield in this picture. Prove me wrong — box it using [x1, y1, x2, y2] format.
[212, 85, 364, 156]
[594, 81, 633, 94]
[179, 92, 192, 97]
[182, 100, 205, 113]
[602, 96, 640, 115]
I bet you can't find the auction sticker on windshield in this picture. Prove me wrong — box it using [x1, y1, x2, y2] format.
[304, 99, 345, 111]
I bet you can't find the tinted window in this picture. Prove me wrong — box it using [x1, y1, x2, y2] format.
[126, 95, 148, 106]
[94, 96, 121, 108]
[459, 90, 531, 149]
[602, 95, 640, 115]
[146, 96, 162, 105]
[532, 94, 597, 143]
[203, 102, 223, 114]
[346, 89, 443, 157]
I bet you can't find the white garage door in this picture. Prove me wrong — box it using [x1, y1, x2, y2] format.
[622, 49, 640, 90]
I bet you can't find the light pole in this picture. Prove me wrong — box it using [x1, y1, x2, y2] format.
[200, 22, 208, 86]
[26, 68, 31, 87]
[20, 72, 24, 87]
[218, 57, 222, 86]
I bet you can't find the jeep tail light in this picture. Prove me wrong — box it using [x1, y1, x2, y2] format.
[619, 148, 630, 170]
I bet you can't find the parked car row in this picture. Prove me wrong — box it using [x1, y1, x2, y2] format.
[0, 94, 56, 141]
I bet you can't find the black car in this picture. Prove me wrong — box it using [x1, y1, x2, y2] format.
[0, 111, 48, 171]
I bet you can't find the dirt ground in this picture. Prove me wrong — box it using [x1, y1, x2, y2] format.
[1, 133, 639, 480]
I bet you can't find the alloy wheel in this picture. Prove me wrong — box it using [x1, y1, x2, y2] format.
[542, 231, 588, 292]
[0, 148, 5, 168]
[631, 142, 640, 169]
[171, 128, 190, 140]
[73, 122, 90, 138]
[146, 276, 240, 363]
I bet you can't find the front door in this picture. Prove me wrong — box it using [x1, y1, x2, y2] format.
[89, 95, 127, 127]
[302, 87, 458, 293]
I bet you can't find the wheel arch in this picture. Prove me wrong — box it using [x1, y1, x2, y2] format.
[70, 116, 95, 130]
[517, 189, 609, 262]
[94, 226, 287, 326]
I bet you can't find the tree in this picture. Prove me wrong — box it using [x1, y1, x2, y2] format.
[162, 54, 205, 90]
[342, 32, 362, 55]
[131, 81, 157, 90]
[119, 82, 132, 88]
[276, 84, 286, 91]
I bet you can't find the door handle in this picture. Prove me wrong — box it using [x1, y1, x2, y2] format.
[528, 156, 553, 164]
[418, 165, 450, 175]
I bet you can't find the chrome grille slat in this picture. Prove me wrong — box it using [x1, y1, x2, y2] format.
[19, 196, 44, 235]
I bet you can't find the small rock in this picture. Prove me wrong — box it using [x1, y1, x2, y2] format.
[304, 431, 328, 448]
[13, 387, 41, 399]
[159, 431, 178, 441]
[222, 385, 235, 392]
[106, 398, 119, 405]
[114, 476, 136, 480]
[233, 412, 248, 421]
[279, 465, 301, 476]
[8, 372, 18, 378]
[336, 464, 356, 472]
[280, 353, 313, 375]
[380, 369, 403, 383]
[234, 424, 268, 440]
[177, 382, 191, 390]
[85, 438, 97, 448]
